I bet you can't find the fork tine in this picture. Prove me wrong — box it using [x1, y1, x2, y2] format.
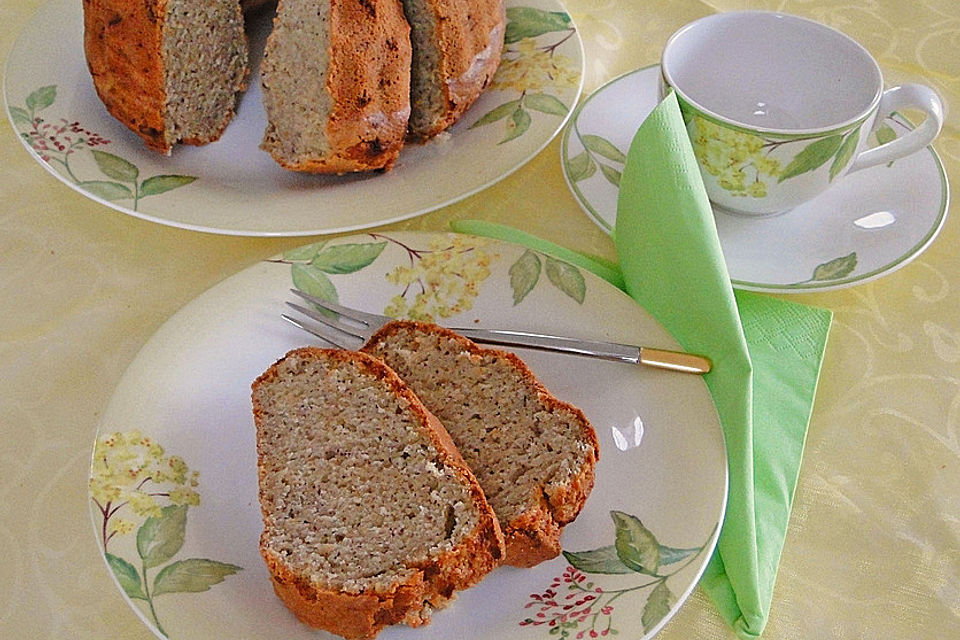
[289, 289, 387, 329]
[285, 301, 371, 343]
[281, 314, 356, 350]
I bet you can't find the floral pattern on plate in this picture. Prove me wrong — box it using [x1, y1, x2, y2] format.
[521, 511, 716, 638]
[473, 7, 581, 144]
[90, 431, 241, 638]
[271, 233, 590, 322]
[11, 86, 197, 210]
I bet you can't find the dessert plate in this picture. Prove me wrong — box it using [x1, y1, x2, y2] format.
[561, 65, 950, 293]
[4, 0, 583, 236]
[89, 231, 727, 640]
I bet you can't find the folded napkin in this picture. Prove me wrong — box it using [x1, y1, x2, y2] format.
[453, 91, 832, 638]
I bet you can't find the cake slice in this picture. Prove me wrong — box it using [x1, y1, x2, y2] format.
[362, 321, 599, 568]
[82, 0, 248, 154]
[259, 0, 412, 172]
[400, 0, 506, 140]
[252, 347, 504, 640]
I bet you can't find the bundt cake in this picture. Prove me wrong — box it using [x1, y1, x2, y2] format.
[82, 0, 506, 171]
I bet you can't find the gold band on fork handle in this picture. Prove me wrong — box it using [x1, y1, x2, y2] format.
[638, 348, 712, 375]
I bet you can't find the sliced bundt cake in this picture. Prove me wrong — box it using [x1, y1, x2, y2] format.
[82, 0, 249, 154]
[401, 0, 505, 140]
[362, 321, 599, 568]
[259, 0, 413, 172]
[252, 347, 504, 639]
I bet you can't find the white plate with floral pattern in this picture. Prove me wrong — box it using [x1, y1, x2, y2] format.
[89, 231, 727, 640]
[4, 0, 582, 237]
[561, 65, 950, 293]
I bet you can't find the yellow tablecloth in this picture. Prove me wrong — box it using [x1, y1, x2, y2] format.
[1, 0, 957, 638]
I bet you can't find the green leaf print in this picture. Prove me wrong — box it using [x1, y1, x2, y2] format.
[829, 131, 860, 180]
[876, 123, 897, 146]
[611, 510, 660, 575]
[140, 175, 197, 197]
[544, 256, 586, 304]
[152, 558, 243, 596]
[599, 163, 622, 187]
[778, 135, 845, 183]
[524, 92, 568, 116]
[641, 581, 675, 632]
[311, 242, 387, 274]
[565, 151, 596, 182]
[509, 249, 541, 305]
[25, 85, 56, 113]
[875, 123, 898, 167]
[9, 106, 31, 126]
[292, 263, 338, 305]
[562, 545, 633, 574]
[283, 241, 328, 261]
[137, 505, 188, 569]
[79, 180, 134, 202]
[504, 7, 572, 43]
[501, 108, 532, 144]
[522, 513, 717, 638]
[582, 134, 627, 164]
[92, 149, 140, 182]
[659, 545, 700, 566]
[106, 552, 147, 600]
[91, 431, 241, 638]
[811, 252, 858, 281]
[470, 98, 523, 129]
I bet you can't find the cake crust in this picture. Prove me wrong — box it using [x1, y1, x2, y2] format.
[405, 0, 506, 140]
[83, 0, 168, 152]
[260, 0, 412, 173]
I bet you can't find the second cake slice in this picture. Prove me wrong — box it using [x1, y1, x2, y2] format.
[362, 321, 599, 567]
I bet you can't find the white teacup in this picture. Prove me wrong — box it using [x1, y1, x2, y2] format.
[659, 11, 944, 215]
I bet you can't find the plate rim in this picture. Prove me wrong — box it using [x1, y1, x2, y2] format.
[560, 64, 951, 293]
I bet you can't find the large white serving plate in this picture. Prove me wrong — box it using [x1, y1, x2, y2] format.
[5, 0, 583, 236]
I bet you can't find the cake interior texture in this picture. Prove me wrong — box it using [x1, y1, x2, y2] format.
[162, 0, 248, 147]
[259, 0, 335, 163]
[254, 349, 484, 593]
[401, 0, 444, 136]
[364, 325, 594, 527]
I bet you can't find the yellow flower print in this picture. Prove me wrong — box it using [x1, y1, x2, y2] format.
[90, 430, 201, 550]
[384, 235, 495, 322]
[690, 116, 782, 198]
[492, 38, 579, 93]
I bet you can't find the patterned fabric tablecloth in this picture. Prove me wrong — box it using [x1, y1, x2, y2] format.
[0, 0, 957, 638]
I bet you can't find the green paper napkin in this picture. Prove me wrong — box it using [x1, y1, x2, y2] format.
[453, 91, 831, 639]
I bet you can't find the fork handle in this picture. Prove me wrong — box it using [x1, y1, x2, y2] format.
[451, 328, 711, 374]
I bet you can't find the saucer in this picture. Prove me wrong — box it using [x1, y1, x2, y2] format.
[561, 65, 950, 293]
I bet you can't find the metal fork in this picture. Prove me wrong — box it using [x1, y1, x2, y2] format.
[282, 289, 712, 375]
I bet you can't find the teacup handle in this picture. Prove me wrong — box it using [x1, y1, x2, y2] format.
[849, 84, 943, 173]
